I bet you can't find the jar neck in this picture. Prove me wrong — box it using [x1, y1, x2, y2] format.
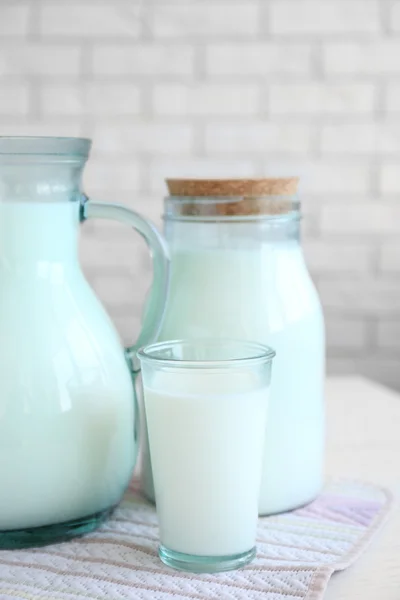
[0, 163, 85, 204]
[164, 216, 301, 252]
[0, 136, 90, 204]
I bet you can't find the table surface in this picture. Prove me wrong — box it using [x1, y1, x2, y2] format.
[325, 376, 400, 599]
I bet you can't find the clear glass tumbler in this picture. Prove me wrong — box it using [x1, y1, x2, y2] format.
[138, 339, 275, 573]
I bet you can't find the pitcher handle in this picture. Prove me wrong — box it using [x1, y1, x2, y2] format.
[82, 200, 169, 373]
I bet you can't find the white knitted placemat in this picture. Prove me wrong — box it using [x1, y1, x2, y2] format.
[0, 480, 391, 600]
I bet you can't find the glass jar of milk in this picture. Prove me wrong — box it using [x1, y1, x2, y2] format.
[141, 178, 325, 515]
[0, 137, 169, 547]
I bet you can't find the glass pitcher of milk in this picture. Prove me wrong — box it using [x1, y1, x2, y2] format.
[141, 178, 325, 515]
[0, 136, 168, 547]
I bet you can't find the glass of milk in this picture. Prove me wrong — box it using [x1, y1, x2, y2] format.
[138, 339, 275, 573]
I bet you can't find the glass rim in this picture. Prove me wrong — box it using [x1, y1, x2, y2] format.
[164, 194, 298, 200]
[162, 212, 301, 224]
[0, 136, 92, 157]
[137, 338, 276, 369]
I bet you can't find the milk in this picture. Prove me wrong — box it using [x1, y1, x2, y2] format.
[144, 370, 269, 556]
[156, 241, 325, 514]
[0, 201, 135, 530]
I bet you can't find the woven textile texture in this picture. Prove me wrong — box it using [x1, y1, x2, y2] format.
[0, 480, 391, 600]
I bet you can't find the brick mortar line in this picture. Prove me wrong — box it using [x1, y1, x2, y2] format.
[25, 0, 40, 41]
[21, 33, 399, 42]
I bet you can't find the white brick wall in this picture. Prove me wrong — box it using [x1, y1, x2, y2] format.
[0, 44, 82, 77]
[84, 160, 142, 193]
[270, 1, 380, 35]
[39, 4, 142, 38]
[40, 83, 142, 116]
[300, 164, 371, 194]
[304, 241, 373, 273]
[323, 42, 400, 75]
[380, 243, 400, 272]
[326, 318, 368, 350]
[321, 204, 400, 235]
[384, 82, 400, 113]
[151, 3, 259, 38]
[152, 84, 260, 116]
[91, 44, 195, 77]
[390, 1, 400, 32]
[205, 122, 312, 154]
[1, 0, 400, 390]
[0, 83, 29, 116]
[379, 165, 400, 194]
[0, 5, 30, 36]
[92, 123, 194, 155]
[148, 158, 257, 193]
[321, 123, 400, 155]
[377, 321, 400, 348]
[318, 279, 400, 313]
[269, 83, 376, 116]
[205, 43, 313, 77]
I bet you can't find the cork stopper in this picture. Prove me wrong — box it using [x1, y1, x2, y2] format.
[167, 178, 298, 197]
[165, 178, 299, 217]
